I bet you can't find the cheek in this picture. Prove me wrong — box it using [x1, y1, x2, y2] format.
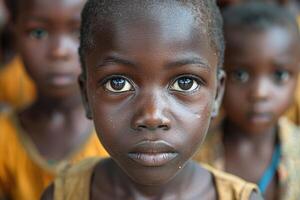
[272, 84, 296, 114]
[17, 35, 47, 75]
[222, 84, 249, 124]
[89, 92, 133, 154]
[17, 32, 47, 58]
[171, 95, 213, 155]
[223, 84, 247, 110]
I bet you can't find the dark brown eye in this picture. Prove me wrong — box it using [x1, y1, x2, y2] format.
[231, 69, 249, 83]
[273, 69, 290, 84]
[178, 77, 193, 90]
[29, 28, 48, 39]
[104, 77, 133, 93]
[170, 77, 200, 92]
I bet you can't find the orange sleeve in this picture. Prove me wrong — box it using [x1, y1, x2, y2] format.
[0, 57, 36, 110]
[0, 111, 15, 198]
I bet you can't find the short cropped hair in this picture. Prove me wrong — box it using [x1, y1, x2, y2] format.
[222, 2, 299, 35]
[79, 0, 225, 76]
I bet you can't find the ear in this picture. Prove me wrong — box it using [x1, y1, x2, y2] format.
[78, 74, 93, 119]
[211, 69, 226, 118]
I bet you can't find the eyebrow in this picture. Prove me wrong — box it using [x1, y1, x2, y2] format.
[98, 55, 138, 68]
[97, 55, 211, 70]
[25, 16, 81, 24]
[25, 16, 48, 23]
[166, 57, 210, 69]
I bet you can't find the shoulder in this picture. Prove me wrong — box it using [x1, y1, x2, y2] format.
[0, 56, 22, 83]
[60, 157, 101, 176]
[51, 157, 102, 200]
[71, 132, 109, 163]
[279, 117, 300, 157]
[201, 163, 259, 200]
[0, 108, 18, 143]
[278, 118, 300, 198]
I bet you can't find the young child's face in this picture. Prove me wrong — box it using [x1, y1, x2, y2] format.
[82, 3, 223, 185]
[223, 26, 299, 134]
[14, 0, 85, 99]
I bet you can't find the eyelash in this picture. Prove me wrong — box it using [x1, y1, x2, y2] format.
[100, 74, 204, 94]
[100, 75, 136, 93]
[28, 28, 48, 39]
[229, 68, 292, 84]
[169, 74, 204, 93]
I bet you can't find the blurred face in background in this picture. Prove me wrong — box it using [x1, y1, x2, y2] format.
[13, 0, 85, 99]
[223, 26, 300, 134]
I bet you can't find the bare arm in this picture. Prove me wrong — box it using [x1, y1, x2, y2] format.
[40, 184, 54, 200]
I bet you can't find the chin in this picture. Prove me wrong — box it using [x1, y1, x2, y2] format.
[45, 87, 80, 100]
[129, 170, 176, 186]
[122, 164, 181, 186]
[245, 123, 274, 135]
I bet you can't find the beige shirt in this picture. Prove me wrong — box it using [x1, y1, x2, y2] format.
[53, 158, 258, 200]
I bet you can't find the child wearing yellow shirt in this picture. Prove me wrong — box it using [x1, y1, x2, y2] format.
[0, 0, 108, 199]
[42, 0, 261, 199]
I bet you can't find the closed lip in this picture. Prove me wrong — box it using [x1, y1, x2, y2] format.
[247, 111, 272, 123]
[128, 140, 178, 167]
[46, 73, 76, 86]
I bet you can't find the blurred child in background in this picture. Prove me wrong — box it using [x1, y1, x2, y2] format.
[211, 0, 300, 130]
[0, 0, 108, 199]
[0, 0, 35, 110]
[195, 2, 300, 200]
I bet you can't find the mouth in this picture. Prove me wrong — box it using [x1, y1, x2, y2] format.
[47, 73, 76, 87]
[128, 140, 178, 167]
[247, 112, 272, 124]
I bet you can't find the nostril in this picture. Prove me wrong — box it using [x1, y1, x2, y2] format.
[137, 125, 147, 130]
[158, 125, 169, 130]
[136, 124, 170, 131]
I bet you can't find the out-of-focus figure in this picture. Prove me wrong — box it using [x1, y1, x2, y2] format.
[195, 2, 300, 199]
[0, 0, 35, 110]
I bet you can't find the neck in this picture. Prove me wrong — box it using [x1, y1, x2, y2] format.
[223, 119, 277, 148]
[114, 161, 196, 199]
[31, 93, 84, 115]
[20, 93, 89, 127]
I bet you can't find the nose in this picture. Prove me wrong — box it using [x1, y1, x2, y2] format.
[49, 34, 76, 60]
[131, 92, 171, 131]
[249, 77, 270, 102]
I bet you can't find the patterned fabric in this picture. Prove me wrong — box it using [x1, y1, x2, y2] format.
[285, 75, 300, 125]
[53, 158, 258, 200]
[284, 16, 300, 125]
[194, 117, 300, 200]
[0, 56, 36, 110]
[0, 108, 108, 200]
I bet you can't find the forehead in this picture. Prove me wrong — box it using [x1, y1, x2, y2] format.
[18, 0, 85, 22]
[87, 3, 217, 68]
[225, 26, 298, 62]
